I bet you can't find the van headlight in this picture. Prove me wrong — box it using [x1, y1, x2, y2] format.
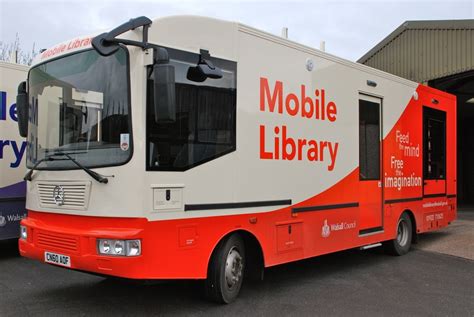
[114, 240, 124, 255]
[97, 239, 141, 257]
[20, 225, 28, 240]
[127, 240, 141, 256]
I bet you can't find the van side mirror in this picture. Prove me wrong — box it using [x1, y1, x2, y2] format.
[186, 49, 223, 83]
[153, 48, 176, 123]
[16, 81, 28, 138]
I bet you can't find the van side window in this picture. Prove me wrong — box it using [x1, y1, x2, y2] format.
[359, 99, 380, 180]
[146, 49, 237, 171]
[423, 107, 446, 179]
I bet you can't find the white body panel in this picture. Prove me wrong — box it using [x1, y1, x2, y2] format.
[27, 16, 418, 221]
[0, 61, 28, 195]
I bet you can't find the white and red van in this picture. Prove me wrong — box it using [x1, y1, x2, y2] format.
[17, 16, 456, 303]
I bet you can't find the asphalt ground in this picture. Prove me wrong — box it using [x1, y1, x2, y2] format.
[0, 212, 473, 316]
[414, 210, 474, 260]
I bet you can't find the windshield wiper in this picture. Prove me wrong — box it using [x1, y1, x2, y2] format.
[24, 156, 56, 181]
[53, 152, 110, 184]
[24, 152, 110, 184]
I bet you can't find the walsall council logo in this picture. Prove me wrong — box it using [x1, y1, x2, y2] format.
[321, 219, 331, 238]
[0, 215, 6, 227]
[53, 185, 65, 206]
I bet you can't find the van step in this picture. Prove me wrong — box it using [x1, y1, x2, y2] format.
[359, 243, 382, 250]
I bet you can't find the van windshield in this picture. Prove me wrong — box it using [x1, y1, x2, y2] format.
[26, 48, 131, 169]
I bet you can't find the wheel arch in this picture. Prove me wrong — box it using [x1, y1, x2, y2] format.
[401, 209, 418, 244]
[206, 229, 265, 280]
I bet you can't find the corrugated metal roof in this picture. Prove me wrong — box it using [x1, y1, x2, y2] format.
[358, 20, 474, 82]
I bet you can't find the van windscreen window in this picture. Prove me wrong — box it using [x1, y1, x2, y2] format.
[26, 48, 131, 170]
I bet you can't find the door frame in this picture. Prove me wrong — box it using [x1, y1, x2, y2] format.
[422, 106, 447, 197]
[358, 92, 384, 234]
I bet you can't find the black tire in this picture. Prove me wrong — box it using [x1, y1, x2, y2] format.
[383, 212, 413, 256]
[205, 234, 245, 304]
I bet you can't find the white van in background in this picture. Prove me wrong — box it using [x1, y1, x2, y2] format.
[0, 61, 28, 240]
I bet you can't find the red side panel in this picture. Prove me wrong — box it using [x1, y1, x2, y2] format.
[383, 94, 423, 202]
[424, 180, 446, 196]
[359, 181, 382, 230]
[382, 84, 456, 237]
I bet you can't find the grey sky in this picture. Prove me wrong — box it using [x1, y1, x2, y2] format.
[1, 0, 473, 62]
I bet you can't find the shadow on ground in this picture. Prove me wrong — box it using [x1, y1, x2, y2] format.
[0, 239, 20, 259]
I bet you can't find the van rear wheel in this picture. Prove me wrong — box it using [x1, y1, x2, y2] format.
[384, 212, 412, 256]
[205, 234, 245, 304]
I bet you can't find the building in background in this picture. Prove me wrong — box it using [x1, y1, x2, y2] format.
[358, 20, 474, 206]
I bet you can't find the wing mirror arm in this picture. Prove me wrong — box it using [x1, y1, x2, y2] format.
[92, 16, 153, 56]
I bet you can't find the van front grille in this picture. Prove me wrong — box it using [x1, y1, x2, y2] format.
[37, 181, 91, 210]
[36, 230, 79, 253]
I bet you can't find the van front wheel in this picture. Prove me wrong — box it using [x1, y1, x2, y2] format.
[205, 234, 245, 304]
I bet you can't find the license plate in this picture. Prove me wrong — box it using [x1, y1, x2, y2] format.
[44, 251, 71, 267]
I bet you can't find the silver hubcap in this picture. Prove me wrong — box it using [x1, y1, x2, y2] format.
[397, 219, 409, 246]
[225, 246, 243, 290]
